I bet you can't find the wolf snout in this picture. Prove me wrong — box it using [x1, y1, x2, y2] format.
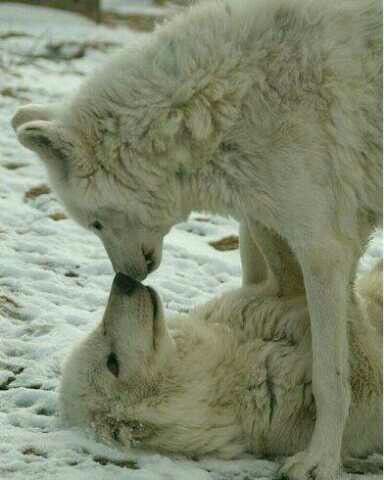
[113, 272, 143, 295]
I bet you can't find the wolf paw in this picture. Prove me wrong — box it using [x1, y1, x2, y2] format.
[279, 451, 341, 480]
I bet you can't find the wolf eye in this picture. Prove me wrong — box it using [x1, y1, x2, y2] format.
[106, 352, 119, 377]
[92, 220, 103, 231]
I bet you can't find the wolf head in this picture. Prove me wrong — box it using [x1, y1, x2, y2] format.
[12, 101, 190, 279]
[59, 274, 244, 457]
[59, 273, 175, 442]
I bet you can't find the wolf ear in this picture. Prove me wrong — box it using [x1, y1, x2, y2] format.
[16, 120, 73, 170]
[12, 103, 61, 131]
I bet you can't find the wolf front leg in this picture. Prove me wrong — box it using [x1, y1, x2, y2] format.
[280, 238, 357, 480]
[239, 221, 268, 286]
[240, 220, 304, 296]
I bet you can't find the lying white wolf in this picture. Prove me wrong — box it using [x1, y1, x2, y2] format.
[13, 0, 381, 477]
[60, 263, 382, 475]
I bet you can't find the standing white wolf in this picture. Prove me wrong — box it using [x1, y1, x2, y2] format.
[13, 0, 381, 478]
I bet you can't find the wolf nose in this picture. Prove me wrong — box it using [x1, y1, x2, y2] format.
[113, 273, 142, 295]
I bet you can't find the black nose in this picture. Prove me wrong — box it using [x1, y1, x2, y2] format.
[113, 273, 142, 295]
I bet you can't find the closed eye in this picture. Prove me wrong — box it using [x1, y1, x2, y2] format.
[106, 352, 119, 377]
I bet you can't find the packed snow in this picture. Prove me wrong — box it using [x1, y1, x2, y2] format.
[0, 3, 381, 479]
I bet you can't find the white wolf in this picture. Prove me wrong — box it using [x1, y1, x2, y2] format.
[59, 262, 383, 475]
[13, 0, 381, 478]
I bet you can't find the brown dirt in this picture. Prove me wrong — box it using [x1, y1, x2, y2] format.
[209, 235, 239, 251]
[24, 184, 51, 201]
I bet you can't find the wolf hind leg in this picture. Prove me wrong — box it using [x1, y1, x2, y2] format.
[240, 220, 305, 296]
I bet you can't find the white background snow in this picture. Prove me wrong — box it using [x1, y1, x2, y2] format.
[0, 2, 381, 479]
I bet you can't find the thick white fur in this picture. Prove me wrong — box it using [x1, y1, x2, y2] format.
[59, 263, 382, 474]
[13, 1, 381, 478]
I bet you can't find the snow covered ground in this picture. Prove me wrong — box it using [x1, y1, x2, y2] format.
[0, 3, 381, 479]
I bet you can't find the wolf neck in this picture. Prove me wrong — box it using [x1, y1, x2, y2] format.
[175, 160, 242, 218]
[163, 323, 247, 457]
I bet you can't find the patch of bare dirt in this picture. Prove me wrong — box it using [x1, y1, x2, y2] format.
[3, 162, 29, 170]
[24, 184, 51, 201]
[209, 235, 239, 251]
[22, 448, 48, 458]
[101, 11, 166, 31]
[49, 212, 67, 221]
[92, 456, 138, 469]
